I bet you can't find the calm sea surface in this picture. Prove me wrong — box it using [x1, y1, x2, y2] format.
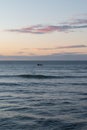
[0, 61, 87, 130]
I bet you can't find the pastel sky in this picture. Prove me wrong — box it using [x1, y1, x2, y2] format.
[0, 0, 87, 60]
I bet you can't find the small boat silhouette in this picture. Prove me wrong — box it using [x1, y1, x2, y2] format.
[37, 63, 43, 66]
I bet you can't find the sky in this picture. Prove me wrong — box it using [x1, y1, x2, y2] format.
[0, 0, 87, 60]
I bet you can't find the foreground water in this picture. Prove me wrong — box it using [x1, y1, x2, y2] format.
[0, 61, 87, 130]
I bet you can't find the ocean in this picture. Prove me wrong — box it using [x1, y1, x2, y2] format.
[0, 61, 87, 130]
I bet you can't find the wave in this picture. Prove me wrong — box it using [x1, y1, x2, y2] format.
[0, 74, 58, 79]
[0, 82, 20, 86]
[19, 74, 87, 79]
[0, 74, 87, 79]
[19, 74, 57, 79]
[71, 83, 87, 86]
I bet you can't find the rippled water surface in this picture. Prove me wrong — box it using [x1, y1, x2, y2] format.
[0, 61, 87, 130]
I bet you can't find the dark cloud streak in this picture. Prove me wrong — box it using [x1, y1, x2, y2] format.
[37, 45, 87, 50]
[58, 45, 87, 49]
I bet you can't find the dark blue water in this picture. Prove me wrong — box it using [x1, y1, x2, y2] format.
[0, 61, 87, 130]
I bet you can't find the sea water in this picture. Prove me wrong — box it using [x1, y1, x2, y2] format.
[0, 61, 87, 130]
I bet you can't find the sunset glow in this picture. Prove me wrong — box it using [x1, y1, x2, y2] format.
[0, 0, 87, 60]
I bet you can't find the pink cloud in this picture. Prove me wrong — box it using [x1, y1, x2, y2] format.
[7, 15, 87, 34]
[7, 25, 73, 34]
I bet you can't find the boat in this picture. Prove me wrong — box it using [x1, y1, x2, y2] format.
[37, 63, 43, 66]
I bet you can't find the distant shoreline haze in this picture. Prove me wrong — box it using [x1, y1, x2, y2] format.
[0, 53, 87, 60]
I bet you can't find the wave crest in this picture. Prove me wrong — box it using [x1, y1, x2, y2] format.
[19, 74, 57, 79]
